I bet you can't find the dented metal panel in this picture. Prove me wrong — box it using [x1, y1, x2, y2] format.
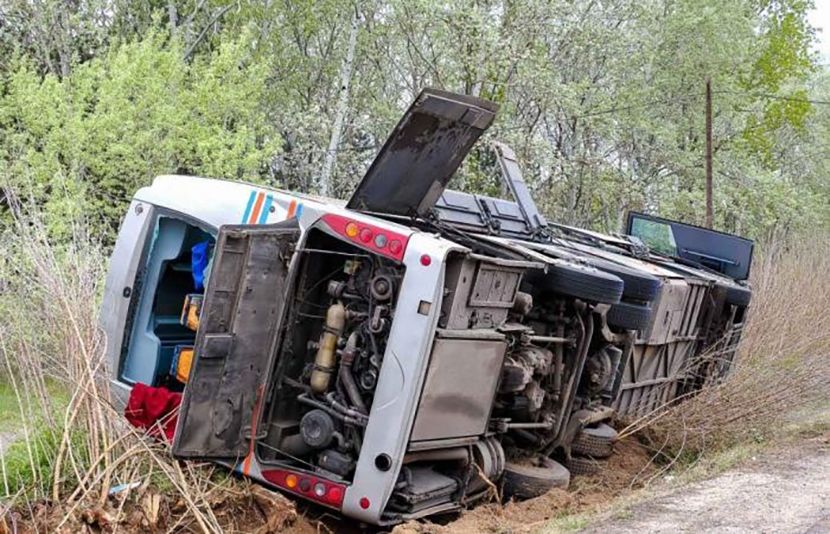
[614, 340, 697, 416]
[614, 277, 711, 416]
[641, 279, 692, 345]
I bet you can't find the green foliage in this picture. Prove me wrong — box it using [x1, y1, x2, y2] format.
[0, 0, 828, 242]
[1, 29, 277, 240]
[0, 380, 73, 498]
[0, 382, 21, 428]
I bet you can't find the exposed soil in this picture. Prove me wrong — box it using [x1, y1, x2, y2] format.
[0, 483, 303, 534]
[391, 436, 657, 534]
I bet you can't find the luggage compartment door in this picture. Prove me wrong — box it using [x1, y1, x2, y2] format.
[172, 220, 299, 458]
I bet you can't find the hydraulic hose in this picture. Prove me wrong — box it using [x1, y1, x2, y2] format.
[548, 302, 595, 453]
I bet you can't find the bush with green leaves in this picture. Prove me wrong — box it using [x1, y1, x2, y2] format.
[0, 30, 278, 241]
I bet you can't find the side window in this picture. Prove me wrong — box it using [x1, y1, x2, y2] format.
[630, 217, 678, 257]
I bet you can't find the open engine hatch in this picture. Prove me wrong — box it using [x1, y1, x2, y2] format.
[172, 220, 299, 458]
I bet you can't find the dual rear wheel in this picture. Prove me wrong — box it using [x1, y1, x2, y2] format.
[502, 423, 618, 498]
[567, 423, 617, 476]
[526, 257, 661, 332]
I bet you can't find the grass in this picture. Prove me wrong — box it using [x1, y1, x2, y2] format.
[1, 426, 64, 497]
[0, 378, 73, 500]
[546, 515, 590, 532]
[0, 380, 70, 432]
[0, 383, 20, 430]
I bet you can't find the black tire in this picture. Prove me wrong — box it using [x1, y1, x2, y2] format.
[565, 455, 607, 477]
[525, 260, 623, 305]
[724, 284, 752, 307]
[503, 456, 571, 499]
[606, 301, 654, 331]
[579, 256, 663, 303]
[572, 423, 617, 458]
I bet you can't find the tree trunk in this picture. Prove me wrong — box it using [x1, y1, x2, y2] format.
[168, 0, 178, 34]
[319, 6, 360, 197]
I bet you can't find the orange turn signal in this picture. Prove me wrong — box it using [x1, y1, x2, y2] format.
[345, 222, 359, 238]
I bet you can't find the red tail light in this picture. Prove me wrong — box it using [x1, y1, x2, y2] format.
[262, 468, 347, 508]
[321, 213, 409, 262]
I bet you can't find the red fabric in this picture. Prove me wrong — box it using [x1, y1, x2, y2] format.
[124, 383, 182, 441]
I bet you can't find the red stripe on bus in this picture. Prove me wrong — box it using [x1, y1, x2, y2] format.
[249, 192, 265, 223]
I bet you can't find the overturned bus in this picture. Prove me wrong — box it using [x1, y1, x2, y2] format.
[101, 89, 752, 525]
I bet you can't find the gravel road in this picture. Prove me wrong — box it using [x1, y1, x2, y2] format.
[580, 435, 830, 534]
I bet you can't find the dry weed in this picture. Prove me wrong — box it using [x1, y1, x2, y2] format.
[0, 201, 299, 533]
[623, 234, 830, 465]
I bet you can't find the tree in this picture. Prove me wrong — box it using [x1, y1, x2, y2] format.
[1, 0, 827, 242]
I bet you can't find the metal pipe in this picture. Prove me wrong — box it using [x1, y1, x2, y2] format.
[339, 332, 368, 414]
[553, 307, 585, 438]
[549, 302, 595, 452]
[506, 422, 553, 429]
[550, 304, 595, 451]
[513, 429, 540, 444]
[324, 392, 368, 422]
[297, 394, 365, 427]
[528, 335, 572, 345]
[552, 323, 565, 402]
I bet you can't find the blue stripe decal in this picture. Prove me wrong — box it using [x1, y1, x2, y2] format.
[295, 203, 304, 220]
[241, 190, 257, 223]
[258, 194, 274, 224]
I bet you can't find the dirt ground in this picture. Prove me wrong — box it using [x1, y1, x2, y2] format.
[579, 431, 830, 534]
[3, 431, 827, 533]
[389, 436, 658, 534]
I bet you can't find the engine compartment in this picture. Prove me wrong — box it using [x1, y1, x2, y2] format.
[257, 229, 405, 481]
